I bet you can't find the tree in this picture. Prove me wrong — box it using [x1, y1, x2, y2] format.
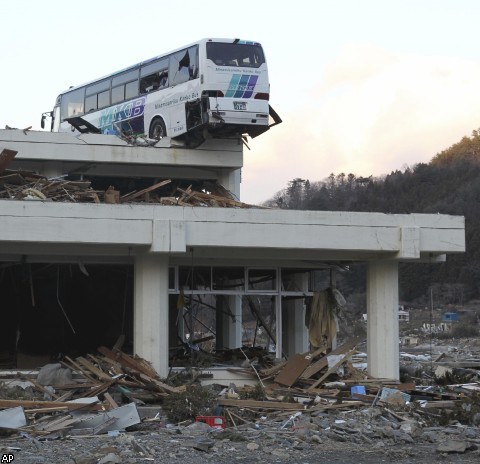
[286, 178, 306, 209]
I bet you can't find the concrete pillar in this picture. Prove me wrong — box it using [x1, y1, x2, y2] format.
[367, 260, 399, 380]
[134, 253, 169, 377]
[282, 273, 309, 356]
[216, 295, 242, 350]
[219, 168, 241, 199]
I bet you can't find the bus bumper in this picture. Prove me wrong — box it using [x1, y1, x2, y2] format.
[206, 97, 269, 129]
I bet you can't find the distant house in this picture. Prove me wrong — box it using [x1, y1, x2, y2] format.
[442, 312, 458, 322]
[398, 309, 410, 323]
[400, 335, 419, 346]
[362, 306, 409, 323]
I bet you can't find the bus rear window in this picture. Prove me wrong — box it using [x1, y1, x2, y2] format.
[206, 42, 265, 68]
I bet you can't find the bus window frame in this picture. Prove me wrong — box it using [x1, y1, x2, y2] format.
[169, 45, 199, 86]
[61, 87, 85, 121]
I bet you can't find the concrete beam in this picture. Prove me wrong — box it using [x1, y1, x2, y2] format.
[0, 202, 465, 262]
[0, 130, 243, 169]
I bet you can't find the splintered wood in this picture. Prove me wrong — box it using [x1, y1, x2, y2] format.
[0, 170, 100, 203]
[0, 148, 18, 174]
[0, 168, 255, 208]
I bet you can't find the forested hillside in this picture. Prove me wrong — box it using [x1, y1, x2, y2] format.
[265, 130, 480, 307]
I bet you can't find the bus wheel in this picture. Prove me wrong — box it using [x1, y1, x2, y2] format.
[149, 118, 167, 140]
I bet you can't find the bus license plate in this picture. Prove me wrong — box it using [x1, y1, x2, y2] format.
[234, 102, 247, 111]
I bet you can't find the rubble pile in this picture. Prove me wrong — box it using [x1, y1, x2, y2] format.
[0, 338, 478, 462]
[0, 150, 256, 207]
[0, 168, 254, 208]
[0, 169, 101, 203]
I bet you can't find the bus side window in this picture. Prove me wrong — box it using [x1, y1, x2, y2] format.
[112, 70, 139, 102]
[98, 90, 110, 109]
[85, 94, 97, 113]
[112, 85, 124, 104]
[140, 71, 168, 93]
[125, 80, 138, 100]
[170, 46, 198, 86]
[158, 71, 168, 88]
[140, 74, 157, 93]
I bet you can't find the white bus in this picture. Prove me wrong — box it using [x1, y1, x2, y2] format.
[42, 38, 280, 145]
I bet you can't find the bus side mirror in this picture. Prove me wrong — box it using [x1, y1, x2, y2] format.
[41, 111, 53, 130]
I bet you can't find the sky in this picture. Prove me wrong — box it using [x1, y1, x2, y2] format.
[1, 0, 480, 204]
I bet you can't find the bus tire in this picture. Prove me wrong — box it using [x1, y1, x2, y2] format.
[149, 118, 167, 140]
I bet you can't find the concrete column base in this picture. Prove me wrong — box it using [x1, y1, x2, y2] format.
[134, 253, 169, 377]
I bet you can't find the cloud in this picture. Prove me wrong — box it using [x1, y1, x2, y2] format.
[241, 44, 480, 204]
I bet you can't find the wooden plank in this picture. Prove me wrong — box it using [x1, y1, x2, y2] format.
[260, 345, 326, 378]
[120, 179, 171, 202]
[312, 401, 365, 411]
[308, 344, 328, 360]
[350, 393, 377, 403]
[0, 173, 25, 188]
[0, 399, 109, 412]
[32, 414, 76, 432]
[300, 337, 362, 380]
[40, 417, 79, 433]
[138, 373, 179, 394]
[52, 383, 99, 390]
[87, 353, 122, 376]
[259, 361, 287, 377]
[19, 375, 60, 400]
[97, 346, 159, 379]
[62, 357, 97, 383]
[422, 400, 458, 409]
[217, 398, 305, 410]
[76, 357, 112, 381]
[0, 148, 18, 173]
[94, 354, 124, 375]
[103, 392, 119, 409]
[274, 353, 312, 387]
[341, 379, 399, 384]
[54, 391, 75, 402]
[308, 348, 357, 390]
[392, 382, 416, 392]
[83, 380, 115, 398]
[24, 407, 69, 414]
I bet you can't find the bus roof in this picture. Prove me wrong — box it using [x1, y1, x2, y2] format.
[57, 38, 263, 97]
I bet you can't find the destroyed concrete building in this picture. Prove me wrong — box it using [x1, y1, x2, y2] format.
[0, 128, 466, 383]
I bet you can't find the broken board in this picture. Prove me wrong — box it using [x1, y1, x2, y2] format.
[274, 353, 312, 387]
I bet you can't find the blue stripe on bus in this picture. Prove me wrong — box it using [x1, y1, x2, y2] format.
[233, 74, 250, 98]
[242, 75, 258, 98]
[225, 74, 242, 97]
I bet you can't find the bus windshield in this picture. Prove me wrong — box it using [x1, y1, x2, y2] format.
[206, 42, 265, 68]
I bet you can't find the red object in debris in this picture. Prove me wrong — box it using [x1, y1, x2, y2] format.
[195, 415, 226, 429]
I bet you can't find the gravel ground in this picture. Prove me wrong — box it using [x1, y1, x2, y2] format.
[1, 409, 479, 464]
